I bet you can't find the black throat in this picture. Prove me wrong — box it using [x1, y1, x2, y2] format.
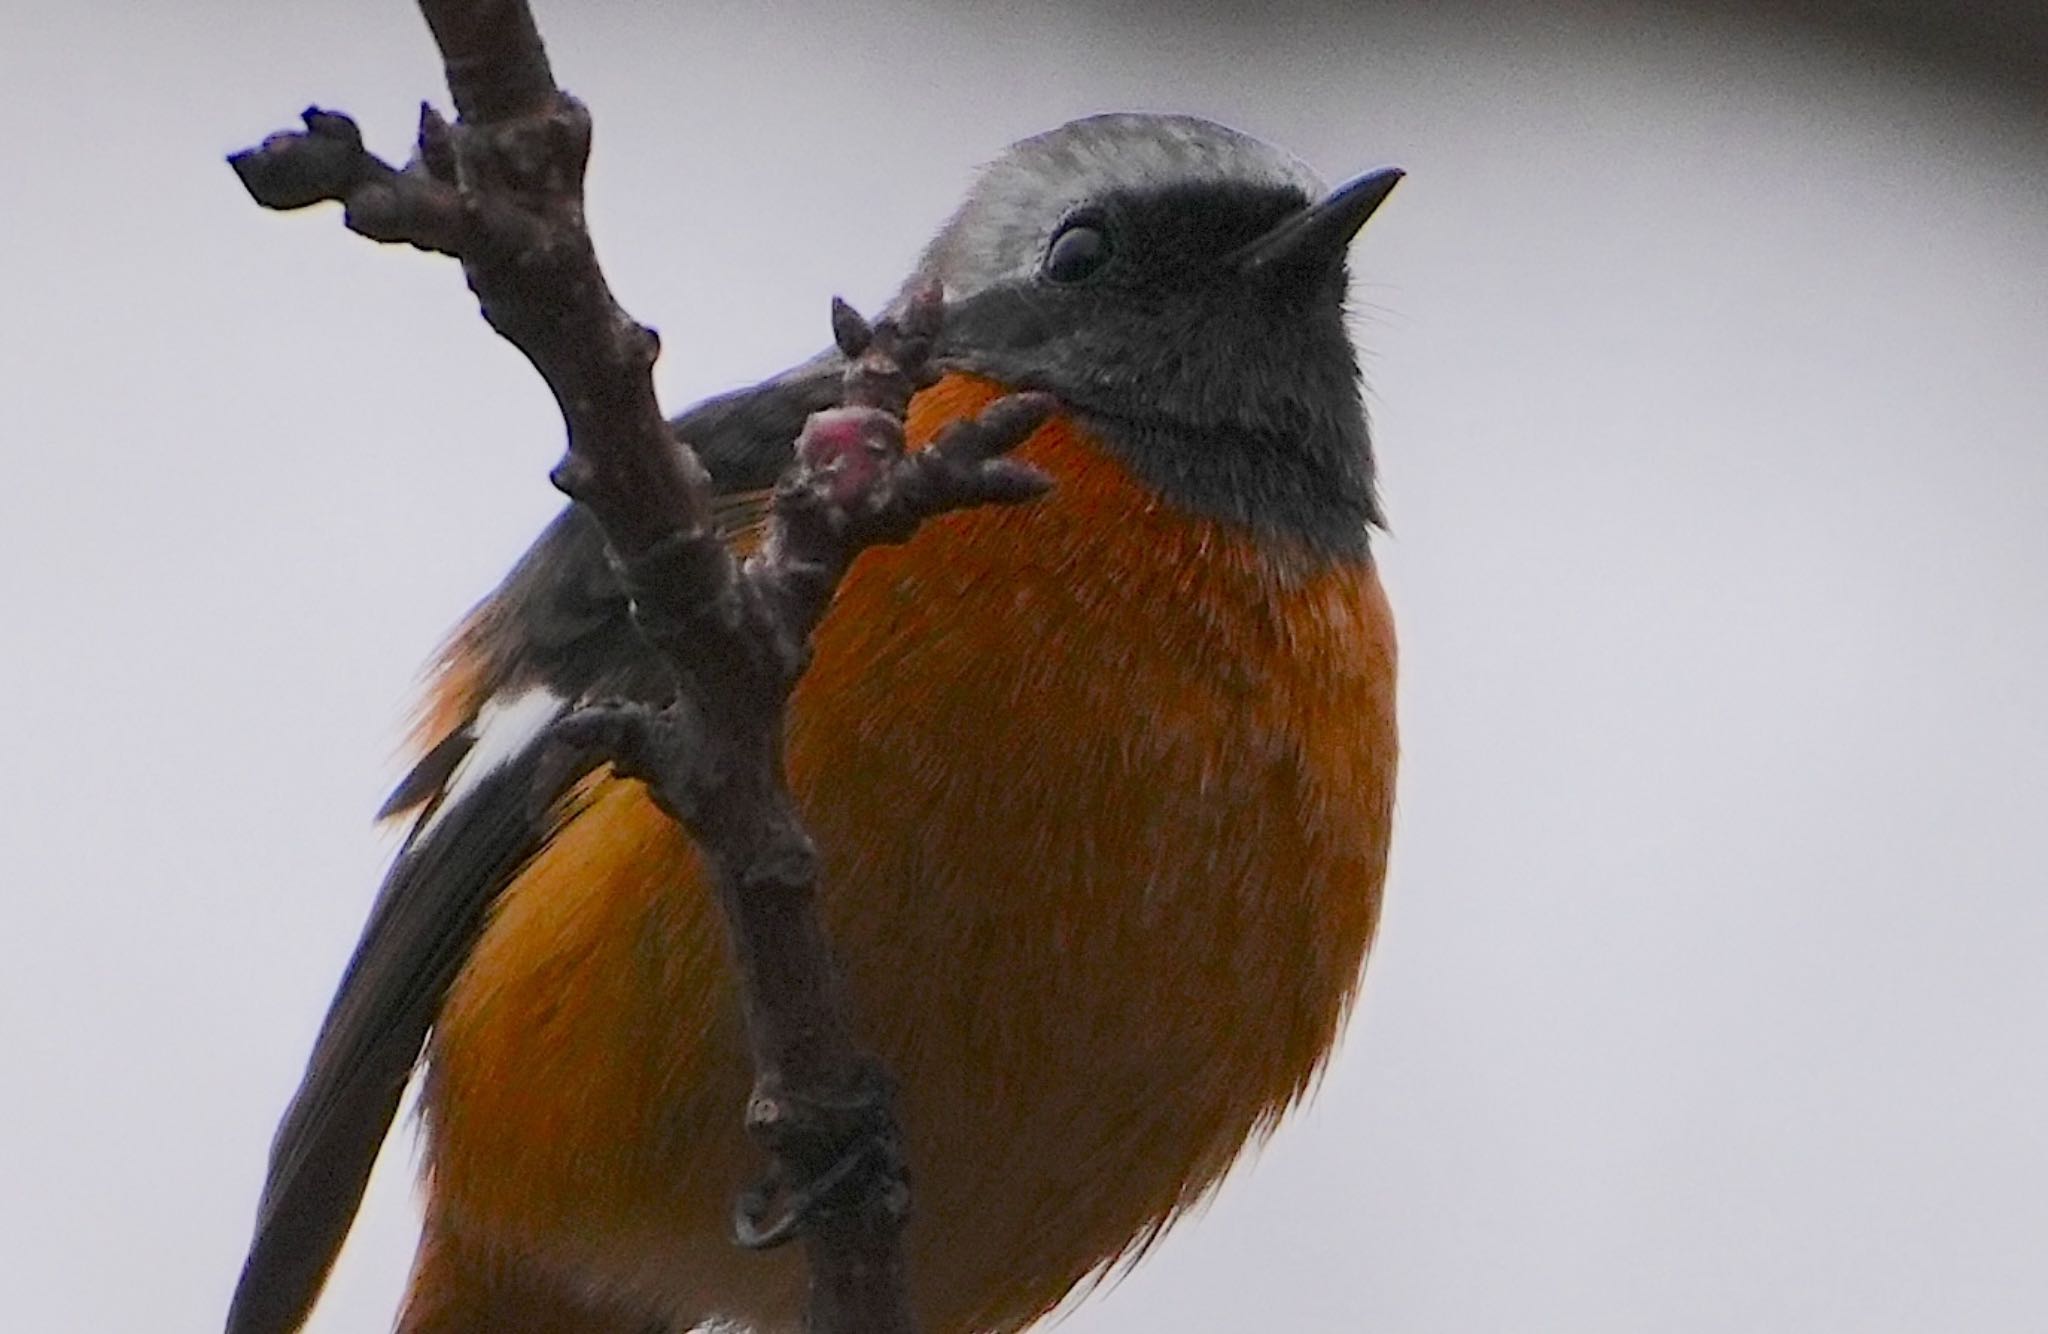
[939, 282, 1382, 562]
[1072, 403, 1381, 562]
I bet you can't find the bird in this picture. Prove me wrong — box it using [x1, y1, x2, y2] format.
[228, 112, 1403, 1334]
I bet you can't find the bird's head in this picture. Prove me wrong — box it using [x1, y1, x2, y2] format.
[901, 113, 1402, 554]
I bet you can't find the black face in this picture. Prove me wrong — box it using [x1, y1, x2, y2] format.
[1041, 185, 1300, 287]
[936, 180, 1380, 558]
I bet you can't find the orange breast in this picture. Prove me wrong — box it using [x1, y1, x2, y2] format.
[427, 374, 1398, 1332]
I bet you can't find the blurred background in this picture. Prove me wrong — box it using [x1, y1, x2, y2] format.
[3, 1, 2044, 1329]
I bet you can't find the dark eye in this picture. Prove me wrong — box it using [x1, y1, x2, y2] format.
[1043, 217, 1112, 284]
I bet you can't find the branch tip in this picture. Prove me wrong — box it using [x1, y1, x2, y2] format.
[300, 106, 363, 147]
[899, 279, 944, 342]
[548, 453, 596, 500]
[830, 296, 871, 358]
[417, 102, 457, 182]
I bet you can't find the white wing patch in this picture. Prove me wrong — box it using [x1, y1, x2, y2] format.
[412, 685, 566, 843]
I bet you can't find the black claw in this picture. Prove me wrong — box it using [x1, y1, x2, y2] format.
[551, 700, 705, 824]
[731, 1069, 907, 1251]
[550, 701, 648, 761]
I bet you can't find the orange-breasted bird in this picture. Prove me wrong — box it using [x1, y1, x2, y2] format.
[229, 112, 1402, 1334]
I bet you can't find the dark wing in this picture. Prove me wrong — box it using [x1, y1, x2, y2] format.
[226, 354, 841, 1334]
[227, 733, 568, 1334]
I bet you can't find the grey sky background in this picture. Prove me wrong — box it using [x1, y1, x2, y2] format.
[4, 1, 2045, 1330]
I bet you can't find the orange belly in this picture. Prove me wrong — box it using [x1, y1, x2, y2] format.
[425, 376, 1399, 1332]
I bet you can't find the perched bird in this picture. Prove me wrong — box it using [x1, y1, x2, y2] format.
[230, 112, 1403, 1334]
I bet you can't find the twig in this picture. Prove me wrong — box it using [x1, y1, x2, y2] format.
[227, 3, 1052, 1329]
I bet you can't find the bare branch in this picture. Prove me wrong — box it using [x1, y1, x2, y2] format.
[228, 3, 1053, 1329]
[227, 107, 486, 255]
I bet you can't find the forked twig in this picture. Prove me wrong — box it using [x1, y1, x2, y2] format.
[228, 3, 1053, 1328]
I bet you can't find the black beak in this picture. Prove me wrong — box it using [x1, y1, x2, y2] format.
[1229, 166, 1404, 278]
